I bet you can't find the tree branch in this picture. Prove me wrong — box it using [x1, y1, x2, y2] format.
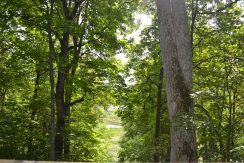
[194, 104, 211, 121]
[65, 90, 87, 107]
[61, 0, 69, 18]
[69, 0, 85, 20]
[200, 0, 240, 15]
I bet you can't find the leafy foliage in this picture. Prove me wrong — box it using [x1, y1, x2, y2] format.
[117, 19, 170, 161]
[0, 0, 243, 161]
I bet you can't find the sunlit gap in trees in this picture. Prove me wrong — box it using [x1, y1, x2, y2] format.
[115, 13, 152, 86]
[205, 0, 244, 28]
[116, 13, 152, 64]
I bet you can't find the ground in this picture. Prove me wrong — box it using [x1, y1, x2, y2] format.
[104, 109, 123, 161]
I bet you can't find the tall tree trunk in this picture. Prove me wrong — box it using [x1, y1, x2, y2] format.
[63, 35, 83, 160]
[55, 74, 65, 160]
[156, 0, 198, 161]
[55, 35, 68, 160]
[154, 67, 164, 162]
[47, 0, 56, 160]
[53, 0, 85, 159]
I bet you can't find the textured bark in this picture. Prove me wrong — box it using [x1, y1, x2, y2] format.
[156, 0, 198, 161]
[51, 0, 86, 159]
[63, 73, 72, 160]
[55, 73, 66, 160]
[55, 32, 69, 160]
[154, 67, 164, 162]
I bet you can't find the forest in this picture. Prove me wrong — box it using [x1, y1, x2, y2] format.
[0, 0, 243, 162]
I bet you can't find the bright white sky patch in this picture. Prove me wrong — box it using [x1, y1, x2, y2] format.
[126, 14, 152, 42]
[115, 53, 128, 64]
[116, 14, 152, 64]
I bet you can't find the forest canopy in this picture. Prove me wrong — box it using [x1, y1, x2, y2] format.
[0, 0, 243, 162]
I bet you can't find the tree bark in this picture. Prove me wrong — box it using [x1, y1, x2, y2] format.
[46, 0, 89, 159]
[54, 0, 85, 159]
[55, 32, 69, 160]
[156, 0, 198, 161]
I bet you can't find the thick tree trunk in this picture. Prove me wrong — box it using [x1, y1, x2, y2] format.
[55, 33, 69, 160]
[53, 0, 85, 160]
[55, 71, 66, 160]
[63, 82, 72, 160]
[156, 0, 198, 161]
[154, 67, 164, 162]
[54, 4, 83, 160]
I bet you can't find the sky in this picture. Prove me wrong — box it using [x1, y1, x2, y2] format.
[115, 14, 152, 64]
[115, 1, 244, 64]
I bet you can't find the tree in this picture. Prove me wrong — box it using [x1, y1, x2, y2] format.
[36, 0, 138, 160]
[0, 0, 137, 161]
[156, 0, 198, 161]
[118, 19, 170, 162]
[1, 0, 243, 161]
[192, 1, 244, 161]
[45, 0, 55, 160]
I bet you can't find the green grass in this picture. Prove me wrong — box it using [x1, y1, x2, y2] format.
[104, 110, 121, 125]
[103, 109, 123, 161]
[109, 127, 124, 138]
[107, 128, 124, 161]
